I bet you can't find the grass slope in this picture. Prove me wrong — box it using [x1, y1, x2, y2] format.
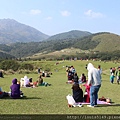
[0, 60, 120, 114]
[92, 33, 120, 52]
[29, 48, 89, 59]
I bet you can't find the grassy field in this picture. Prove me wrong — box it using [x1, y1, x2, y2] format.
[0, 60, 120, 115]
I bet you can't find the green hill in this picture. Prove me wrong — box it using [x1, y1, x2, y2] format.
[0, 32, 120, 60]
[46, 30, 92, 41]
[92, 33, 120, 52]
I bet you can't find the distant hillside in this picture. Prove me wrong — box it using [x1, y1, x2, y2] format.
[0, 32, 120, 60]
[27, 32, 120, 59]
[46, 30, 91, 41]
[0, 50, 15, 59]
[92, 33, 120, 52]
[0, 19, 49, 44]
[72, 32, 120, 52]
[28, 47, 90, 60]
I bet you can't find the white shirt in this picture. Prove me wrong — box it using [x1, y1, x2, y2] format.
[87, 63, 101, 86]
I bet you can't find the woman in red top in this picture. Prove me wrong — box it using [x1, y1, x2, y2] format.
[83, 81, 91, 103]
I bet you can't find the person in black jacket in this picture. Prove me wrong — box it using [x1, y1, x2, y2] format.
[72, 83, 83, 102]
[73, 72, 79, 83]
[0, 71, 4, 78]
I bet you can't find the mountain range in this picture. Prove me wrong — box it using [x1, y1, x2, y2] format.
[0, 19, 49, 44]
[0, 18, 120, 60]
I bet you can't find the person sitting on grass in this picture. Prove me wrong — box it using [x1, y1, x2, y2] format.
[66, 70, 73, 84]
[33, 81, 39, 87]
[38, 75, 51, 87]
[72, 83, 83, 103]
[10, 78, 23, 99]
[29, 78, 34, 87]
[21, 75, 33, 87]
[0, 71, 4, 78]
[0, 87, 9, 98]
[73, 72, 79, 84]
[79, 73, 86, 84]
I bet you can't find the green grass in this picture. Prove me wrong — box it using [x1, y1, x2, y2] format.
[0, 60, 120, 114]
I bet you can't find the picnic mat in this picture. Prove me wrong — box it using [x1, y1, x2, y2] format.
[77, 99, 111, 105]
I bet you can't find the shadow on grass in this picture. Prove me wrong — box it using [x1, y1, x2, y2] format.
[1, 96, 42, 100]
[22, 96, 42, 100]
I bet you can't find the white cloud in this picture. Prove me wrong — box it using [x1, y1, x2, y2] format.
[30, 9, 41, 15]
[61, 10, 71, 17]
[46, 17, 52, 20]
[84, 10, 104, 18]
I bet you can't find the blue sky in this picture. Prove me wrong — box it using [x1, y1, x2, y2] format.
[0, 0, 120, 36]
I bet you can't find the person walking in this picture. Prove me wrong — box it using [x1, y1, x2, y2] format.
[86, 63, 102, 108]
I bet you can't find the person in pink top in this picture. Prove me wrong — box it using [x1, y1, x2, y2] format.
[83, 81, 91, 103]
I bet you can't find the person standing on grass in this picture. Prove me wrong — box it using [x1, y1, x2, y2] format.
[98, 65, 102, 75]
[86, 63, 101, 108]
[110, 73, 115, 84]
[116, 67, 120, 84]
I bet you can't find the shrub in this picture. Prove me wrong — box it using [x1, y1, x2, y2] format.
[19, 63, 34, 71]
[0, 60, 20, 71]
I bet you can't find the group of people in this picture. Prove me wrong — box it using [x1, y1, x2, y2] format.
[37, 68, 51, 77]
[66, 66, 86, 84]
[0, 74, 51, 99]
[20, 75, 51, 87]
[68, 63, 102, 108]
[110, 67, 120, 84]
